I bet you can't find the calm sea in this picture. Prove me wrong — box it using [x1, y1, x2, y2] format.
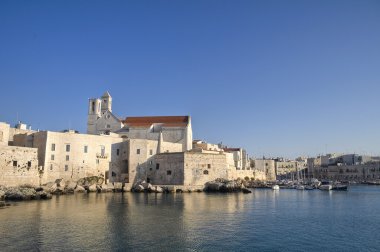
[1, 185, 379, 252]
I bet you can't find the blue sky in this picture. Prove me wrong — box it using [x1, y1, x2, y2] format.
[0, 0, 379, 158]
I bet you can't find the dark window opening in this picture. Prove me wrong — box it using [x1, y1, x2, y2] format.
[150, 149, 153, 155]
[117, 149, 120, 156]
[167, 170, 172, 175]
[207, 164, 211, 169]
[66, 144, 70, 152]
[112, 171, 116, 177]
[13, 161, 17, 167]
[51, 144, 55, 151]
[203, 170, 209, 175]
[28, 161, 31, 168]
[65, 165, 69, 171]
[156, 163, 160, 170]
[137, 149, 140, 154]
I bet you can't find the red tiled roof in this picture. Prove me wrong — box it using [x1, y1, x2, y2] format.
[123, 116, 189, 128]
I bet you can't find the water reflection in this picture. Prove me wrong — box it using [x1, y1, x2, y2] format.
[1, 186, 380, 251]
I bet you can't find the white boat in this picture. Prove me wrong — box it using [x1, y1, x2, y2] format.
[272, 185, 280, 190]
[296, 185, 305, 190]
[319, 184, 332, 191]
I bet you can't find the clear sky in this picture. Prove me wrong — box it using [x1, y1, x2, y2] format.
[0, 0, 379, 158]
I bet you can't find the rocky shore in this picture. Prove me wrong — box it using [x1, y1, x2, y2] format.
[0, 177, 256, 206]
[204, 178, 252, 193]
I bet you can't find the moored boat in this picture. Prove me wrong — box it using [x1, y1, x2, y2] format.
[272, 185, 280, 190]
[319, 184, 332, 191]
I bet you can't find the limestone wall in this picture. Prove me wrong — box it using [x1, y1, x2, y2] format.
[150, 152, 185, 185]
[126, 139, 183, 185]
[31, 131, 126, 184]
[0, 146, 40, 187]
[0, 122, 10, 146]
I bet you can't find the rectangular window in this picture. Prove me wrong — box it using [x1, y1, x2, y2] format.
[66, 155, 69, 161]
[117, 149, 120, 156]
[66, 144, 70, 152]
[149, 149, 153, 155]
[167, 170, 172, 175]
[84, 145, 88, 153]
[156, 163, 160, 170]
[13, 161, 17, 167]
[65, 165, 68, 171]
[50, 164, 53, 170]
[28, 161, 31, 168]
[51, 154, 55, 161]
[106, 124, 111, 128]
[100, 146, 105, 156]
[137, 149, 140, 154]
[96, 159, 99, 164]
[208, 164, 211, 169]
[51, 143, 55, 151]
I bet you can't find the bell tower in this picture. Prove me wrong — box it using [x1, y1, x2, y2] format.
[87, 98, 101, 134]
[101, 91, 112, 114]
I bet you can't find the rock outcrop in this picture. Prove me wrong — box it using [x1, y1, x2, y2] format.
[204, 178, 246, 193]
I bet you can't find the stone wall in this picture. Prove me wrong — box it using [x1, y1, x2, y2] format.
[30, 131, 126, 184]
[0, 122, 10, 146]
[0, 146, 40, 187]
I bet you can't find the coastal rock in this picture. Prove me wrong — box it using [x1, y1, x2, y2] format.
[104, 184, 114, 192]
[155, 186, 163, 193]
[123, 184, 132, 192]
[134, 185, 145, 192]
[77, 176, 104, 187]
[205, 178, 244, 192]
[88, 184, 97, 192]
[55, 179, 65, 188]
[114, 182, 123, 192]
[242, 188, 252, 194]
[37, 191, 52, 200]
[66, 181, 77, 191]
[75, 185, 86, 193]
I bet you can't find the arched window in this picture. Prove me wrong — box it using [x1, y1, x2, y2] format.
[203, 170, 209, 175]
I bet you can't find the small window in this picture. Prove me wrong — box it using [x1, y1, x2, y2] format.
[28, 161, 31, 168]
[66, 144, 70, 152]
[13, 161, 17, 167]
[207, 164, 211, 169]
[149, 149, 153, 155]
[66, 155, 69, 161]
[203, 170, 209, 175]
[156, 163, 160, 170]
[51, 154, 55, 161]
[106, 114, 110, 119]
[117, 149, 120, 156]
[149, 160, 153, 165]
[65, 165, 69, 171]
[106, 124, 111, 129]
[51, 143, 55, 151]
[50, 164, 53, 170]
[112, 171, 116, 177]
[137, 149, 140, 154]
[84, 145, 88, 153]
[167, 170, 172, 175]
[96, 159, 99, 164]
[100, 145, 105, 156]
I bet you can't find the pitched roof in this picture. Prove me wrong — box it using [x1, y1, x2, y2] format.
[102, 91, 111, 98]
[123, 116, 189, 128]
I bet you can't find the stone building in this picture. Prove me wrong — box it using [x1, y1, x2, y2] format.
[0, 122, 41, 186]
[0, 91, 268, 188]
